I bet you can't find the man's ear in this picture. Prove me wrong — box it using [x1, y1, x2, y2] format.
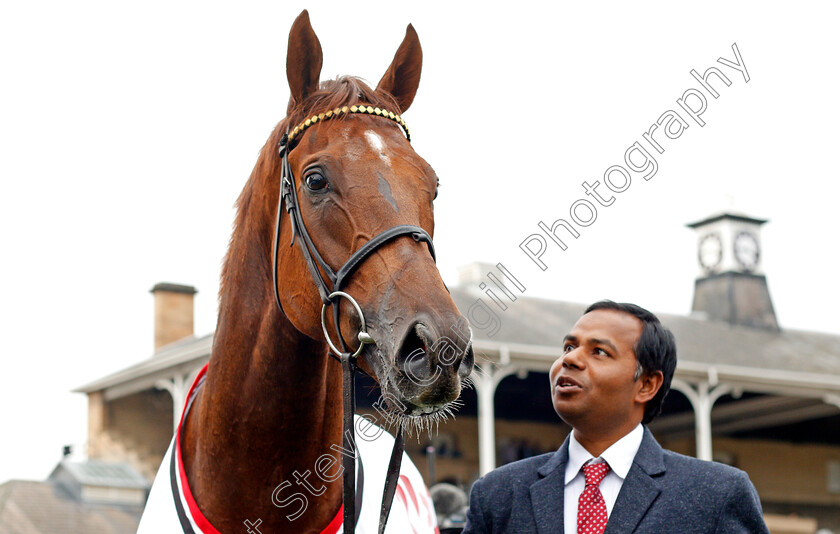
[635, 370, 664, 404]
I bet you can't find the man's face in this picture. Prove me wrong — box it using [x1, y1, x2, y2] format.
[549, 309, 646, 434]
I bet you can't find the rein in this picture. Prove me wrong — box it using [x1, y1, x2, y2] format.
[271, 104, 434, 534]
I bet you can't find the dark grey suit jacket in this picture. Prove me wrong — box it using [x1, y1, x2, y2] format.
[463, 428, 769, 533]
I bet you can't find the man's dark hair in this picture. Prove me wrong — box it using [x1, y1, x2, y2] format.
[584, 300, 677, 424]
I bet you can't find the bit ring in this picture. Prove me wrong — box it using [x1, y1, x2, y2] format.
[321, 291, 375, 358]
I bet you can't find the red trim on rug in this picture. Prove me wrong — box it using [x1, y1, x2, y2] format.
[175, 365, 220, 534]
[321, 504, 344, 534]
[174, 364, 342, 534]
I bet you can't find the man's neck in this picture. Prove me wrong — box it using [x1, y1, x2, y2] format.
[572, 421, 642, 457]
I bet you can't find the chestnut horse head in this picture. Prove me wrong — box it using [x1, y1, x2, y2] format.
[254, 11, 473, 426]
[172, 11, 473, 532]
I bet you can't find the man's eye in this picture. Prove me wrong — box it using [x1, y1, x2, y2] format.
[595, 348, 609, 356]
[305, 172, 328, 191]
[563, 344, 574, 353]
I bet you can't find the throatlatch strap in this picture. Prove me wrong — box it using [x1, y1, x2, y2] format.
[342, 352, 357, 534]
[378, 429, 406, 534]
[340, 348, 406, 534]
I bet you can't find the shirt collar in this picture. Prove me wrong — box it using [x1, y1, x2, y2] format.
[565, 424, 644, 484]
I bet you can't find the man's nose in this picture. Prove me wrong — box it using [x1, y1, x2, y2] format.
[562, 348, 585, 369]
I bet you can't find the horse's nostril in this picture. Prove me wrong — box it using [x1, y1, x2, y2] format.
[458, 344, 475, 378]
[397, 325, 430, 367]
[396, 325, 431, 377]
[397, 321, 472, 379]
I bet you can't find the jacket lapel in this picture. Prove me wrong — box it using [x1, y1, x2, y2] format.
[530, 436, 569, 534]
[604, 427, 666, 534]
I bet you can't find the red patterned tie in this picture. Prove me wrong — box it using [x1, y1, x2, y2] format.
[577, 461, 611, 534]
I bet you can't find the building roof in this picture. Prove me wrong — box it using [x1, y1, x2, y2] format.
[74, 333, 212, 400]
[74, 287, 840, 402]
[50, 461, 148, 490]
[0, 480, 140, 534]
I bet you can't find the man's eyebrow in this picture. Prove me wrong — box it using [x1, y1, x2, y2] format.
[590, 338, 619, 353]
[563, 334, 577, 344]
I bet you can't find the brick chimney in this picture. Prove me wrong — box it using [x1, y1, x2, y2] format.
[150, 283, 197, 351]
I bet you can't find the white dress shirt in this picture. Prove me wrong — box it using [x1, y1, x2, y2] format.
[563, 424, 644, 534]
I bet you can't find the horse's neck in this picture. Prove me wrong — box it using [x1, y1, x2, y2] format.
[182, 229, 344, 531]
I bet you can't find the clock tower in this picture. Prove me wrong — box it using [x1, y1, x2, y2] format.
[686, 212, 779, 330]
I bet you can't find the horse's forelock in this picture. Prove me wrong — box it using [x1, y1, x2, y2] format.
[291, 75, 401, 125]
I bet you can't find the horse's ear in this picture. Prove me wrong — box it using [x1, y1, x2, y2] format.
[376, 24, 422, 113]
[286, 10, 323, 106]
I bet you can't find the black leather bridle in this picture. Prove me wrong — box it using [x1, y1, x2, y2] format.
[272, 104, 435, 534]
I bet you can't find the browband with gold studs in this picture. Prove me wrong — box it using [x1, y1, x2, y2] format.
[286, 105, 410, 145]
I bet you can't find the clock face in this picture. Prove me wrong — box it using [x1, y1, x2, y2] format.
[733, 231, 760, 271]
[698, 233, 722, 272]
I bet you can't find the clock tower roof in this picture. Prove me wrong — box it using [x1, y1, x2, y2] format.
[686, 211, 768, 229]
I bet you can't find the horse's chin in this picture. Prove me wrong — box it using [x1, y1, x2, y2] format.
[360, 344, 465, 434]
[382, 395, 463, 436]
[396, 379, 463, 414]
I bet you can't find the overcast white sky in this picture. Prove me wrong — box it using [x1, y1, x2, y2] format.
[2, 1, 839, 483]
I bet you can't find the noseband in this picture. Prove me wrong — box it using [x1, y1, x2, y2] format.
[272, 105, 434, 534]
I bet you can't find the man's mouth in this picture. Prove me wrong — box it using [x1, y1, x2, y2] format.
[555, 375, 583, 392]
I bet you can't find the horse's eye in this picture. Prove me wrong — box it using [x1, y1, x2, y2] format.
[434, 178, 440, 200]
[305, 172, 328, 192]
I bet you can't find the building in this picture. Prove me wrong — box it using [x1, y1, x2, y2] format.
[75, 213, 840, 533]
[0, 459, 147, 534]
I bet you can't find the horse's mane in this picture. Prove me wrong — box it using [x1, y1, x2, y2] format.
[219, 76, 401, 303]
